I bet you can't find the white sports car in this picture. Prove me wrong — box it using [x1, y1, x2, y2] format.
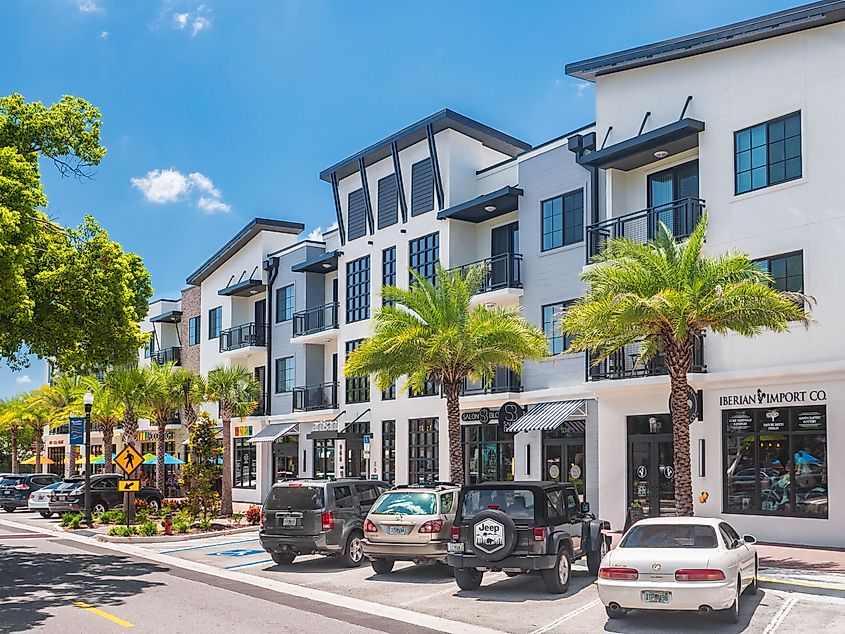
[596, 517, 757, 623]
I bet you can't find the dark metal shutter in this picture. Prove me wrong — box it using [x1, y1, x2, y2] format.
[347, 188, 367, 240]
[377, 174, 398, 229]
[411, 158, 434, 216]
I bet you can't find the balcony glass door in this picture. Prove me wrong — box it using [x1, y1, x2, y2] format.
[647, 160, 698, 238]
[490, 222, 519, 289]
[254, 299, 266, 346]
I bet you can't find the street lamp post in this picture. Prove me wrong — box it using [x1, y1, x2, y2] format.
[82, 389, 95, 526]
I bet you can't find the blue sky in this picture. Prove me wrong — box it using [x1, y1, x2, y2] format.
[0, 0, 800, 396]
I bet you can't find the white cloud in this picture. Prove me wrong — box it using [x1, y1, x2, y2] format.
[171, 6, 212, 36]
[197, 196, 230, 214]
[192, 16, 211, 36]
[574, 82, 591, 98]
[77, 0, 100, 13]
[100, 31, 109, 39]
[306, 227, 323, 241]
[188, 172, 221, 198]
[15, 375, 31, 385]
[131, 168, 230, 214]
[173, 12, 189, 29]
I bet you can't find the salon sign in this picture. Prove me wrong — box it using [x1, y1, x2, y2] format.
[719, 388, 827, 408]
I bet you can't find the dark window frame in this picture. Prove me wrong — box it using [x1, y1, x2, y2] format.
[541, 189, 584, 252]
[408, 417, 439, 484]
[188, 315, 201, 346]
[409, 232, 439, 286]
[233, 438, 256, 489]
[345, 339, 370, 404]
[542, 301, 573, 355]
[274, 356, 295, 394]
[734, 111, 802, 195]
[346, 255, 371, 324]
[382, 420, 396, 484]
[275, 284, 295, 323]
[208, 306, 222, 340]
[382, 245, 396, 306]
[754, 251, 804, 294]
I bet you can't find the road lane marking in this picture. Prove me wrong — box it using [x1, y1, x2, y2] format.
[763, 595, 797, 634]
[225, 558, 275, 570]
[399, 585, 456, 606]
[73, 601, 134, 628]
[160, 537, 258, 554]
[759, 576, 845, 592]
[529, 599, 601, 634]
[0, 533, 50, 539]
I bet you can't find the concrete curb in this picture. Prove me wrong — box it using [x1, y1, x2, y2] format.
[93, 524, 259, 543]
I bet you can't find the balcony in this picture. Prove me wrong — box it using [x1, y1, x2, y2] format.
[453, 253, 523, 307]
[219, 322, 267, 354]
[291, 302, 339, 344]
[461, 369, 522, 396]
[587, 334, 706, 381]
[587, 197, 704, 260]
[150, 346, 181, 366]
[292, 382, 339, 412]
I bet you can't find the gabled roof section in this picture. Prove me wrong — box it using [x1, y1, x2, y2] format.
[319, 109, 531, 182]
[186, 218, 304, 286]
[566, 1, 845, 81]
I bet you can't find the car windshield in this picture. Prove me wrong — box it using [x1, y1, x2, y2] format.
[264, 486, 323, 511]
[0, 476, 24, 486]
[621, 524, 718, 549]
[371, 492, 437, 515]
[461, 489, 535, 521]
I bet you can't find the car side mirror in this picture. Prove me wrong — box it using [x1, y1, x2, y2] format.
[580, 501, 590, 514]
[742, 534, 756, 545]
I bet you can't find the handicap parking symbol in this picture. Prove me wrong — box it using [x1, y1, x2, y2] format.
[210, 548, 264, 557]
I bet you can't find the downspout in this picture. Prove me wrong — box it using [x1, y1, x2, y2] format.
[263, 256, 280, 417]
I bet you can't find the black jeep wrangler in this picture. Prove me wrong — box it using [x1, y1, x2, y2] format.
[446, 481, 610, 594]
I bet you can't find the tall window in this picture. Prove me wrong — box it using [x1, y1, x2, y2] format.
[233, 438, 256, 488]
[542, 301, 572, 354]
[409, 232, 439, 285]
[276, 284, 294, 322]
[409, 418, 439, 484]
[346, 255, 371, 323]
[345, 340, 369, 403]
[382, 246, 396, 306]
[411, 158, 434, 216]
[275, 356, 295, 393]
[377, 174, 399, 229]
[735, 112, 801, 194]
[314, 440, 335, 479]
[188, 316, 201, 346]
[208, 306, 222, 339]
[382, 420, 396, 484]
[542, 190, 584, 251]
[755, 251, 803, 293]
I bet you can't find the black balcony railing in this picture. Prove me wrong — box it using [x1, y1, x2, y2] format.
[292, 382, 338, 411]
[219, 322, 267, 352]
[461, 368, 522, 396]
[150, 346, 181, 365]
[292, 302, 339, 337]
[587, 197, 705, 260]
[453, 253, 523, 294]
[587, 334, 706, 381]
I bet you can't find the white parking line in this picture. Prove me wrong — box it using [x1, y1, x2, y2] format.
[764, 595, 798, 634]
[399, 585, 456, 606]
[529, 599, 601, 634]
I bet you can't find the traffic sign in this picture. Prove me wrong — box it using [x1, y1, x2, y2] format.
[118, 480, 140, 492]
[115, 445, 144, 475]
[362, 434, 370, 445]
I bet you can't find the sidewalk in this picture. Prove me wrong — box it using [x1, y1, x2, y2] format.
[757, 543, 845, 574]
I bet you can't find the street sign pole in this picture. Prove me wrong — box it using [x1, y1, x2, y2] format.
[115, 444, 143, 525]
[83, 402, 93, 526]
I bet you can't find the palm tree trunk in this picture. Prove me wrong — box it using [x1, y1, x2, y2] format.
[10, 423, 19, 474]
[102, 425, 114, 473]
[66, 445, 78, 478]
[35, 431, 43, 474]
[666, 337, 694, 517]
[220, 403, 233, 516]
[444, 382, 464, 486]
[156, 417, 166, 495]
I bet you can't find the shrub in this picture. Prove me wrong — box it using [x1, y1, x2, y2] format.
[108, 524, 138, 537]
[60, 512, 83, 529]
[245, 505, 262, 525]
[181, 412, 223, 522]
[134, 498, 149, 511]
[139, 521, 158, 537]
[173, 518, 190, 534]
[136, 509, 150, 524]
[230, 512, 244, 526]
[96, 509, 123, 524]
[197, 518, 212, 530]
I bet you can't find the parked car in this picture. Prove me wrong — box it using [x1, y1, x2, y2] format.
[0, 473, 61, 512]
[446, 481, 610, 594]
[27, 481, 65, 518]
[47, 474, 164, 515]
[362, 483, 460, 574]
[596, 517, 757, 623]
[259, 479, 390, 567]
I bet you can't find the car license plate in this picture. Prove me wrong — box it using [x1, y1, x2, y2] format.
[282, 516, 298, 527]
[447, 542, 464, 554]
[2, 490, 10, 496]
[388, 526, 406, 535]
[642, 591, 670, 604]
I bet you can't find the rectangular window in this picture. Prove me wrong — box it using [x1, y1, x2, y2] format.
[409, 232, 439, 285]
[347, 188, 367, 240]
[381, 383, 396, 401]
[188, 316, 201, 346]
[382, 420, 396, 484]
[144, 335, 154, 358]
[382, 246, 396, 306]
[542, 301, 572, 355]
[208, 306, 222, 339]
[735, 112, 801, 194]
[345, 340, 370, 403]
[274, 356, 295, 393]
[314, 439, 335, 479]
[755, 251, 804, 294]
[377, 174, 399, 229]
[723, 405, 826, 518]
[411, 158, 434, 216]
[346, 255, 371, 323]
[233, 438, 256, 489]
[275, 284, 295, 323]
[409, 377, 438, 398]
[542, 190, 584, 251]
[409, 417, 439, 484]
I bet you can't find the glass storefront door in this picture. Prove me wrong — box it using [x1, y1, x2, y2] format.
[543, 423, 587, 494]
[463, 424, 514, 484]
[314, 440, 335, 479]
[272, 437, 298, 481]
[627, 414, 676, 517]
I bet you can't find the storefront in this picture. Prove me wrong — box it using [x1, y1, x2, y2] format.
[139, 429, 180, 487]
[306, 420, 370, 480]
[627, 413, 675, 517]
[247, 422, 300, 483]
[233, 424, 257, 489]
[46, 437, 67, 476]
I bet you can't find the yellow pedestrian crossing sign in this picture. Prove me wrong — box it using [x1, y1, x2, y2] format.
[118, 480, 140, 492]
[115, 445, 143, 475]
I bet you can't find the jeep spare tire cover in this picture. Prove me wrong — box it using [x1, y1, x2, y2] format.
[469, 509, 517, 562]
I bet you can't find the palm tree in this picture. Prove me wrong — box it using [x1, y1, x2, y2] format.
[172, 367, 206, 431]
[33, 375, 88, 476]
[206, 365, 261, 516]
[22, 390, 55, 473]
[345, 265, 548, 485]
[86, 379, 124, 473]
[561, 215, 809, 516]
[147, 362, 181, 493]
[105, 366, 152, 451]
[0, 397, 24, 473]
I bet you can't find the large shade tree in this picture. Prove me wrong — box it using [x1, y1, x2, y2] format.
[345, 265, 548, 485]
[561, 215, 810, 516]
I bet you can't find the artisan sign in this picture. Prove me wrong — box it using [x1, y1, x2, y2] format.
[719, 388, 827, 407]
[312, 420, 338, 433]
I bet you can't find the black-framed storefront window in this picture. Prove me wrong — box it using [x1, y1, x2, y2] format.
[47, 447, 66, 475]
[463, 424, 514, 484]
[543, 423, 586, 492]
[314, 439, 335, 479]
[723, 405, 827, 518]
[233, 438, 256, 489]
[346, 255, 371, 323]
[409, 418, 438, 484]
[272, 436, 298, 482]
[382, 420, 395, 484]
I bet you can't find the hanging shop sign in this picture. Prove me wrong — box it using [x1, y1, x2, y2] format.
[498, 401, 525, 426]
[461, 408, 500, 424]
[138, 430, 176, 443]
[233, 425, 253, 438]
[312, 420, 338, 433]
[667, 387, 700, 423]
[719, 388, 826, 408]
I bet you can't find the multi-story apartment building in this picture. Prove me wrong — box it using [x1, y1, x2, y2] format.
[564, 0, 843, 546]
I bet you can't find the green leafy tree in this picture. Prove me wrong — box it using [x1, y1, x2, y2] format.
[172, 367, 206, 431]
[0, 397, 25, 473]
[31, 374, 88, 476]
[181, 411, 222, 522]
[345, 265, 548, 485]
[561, 215, 810, 516]
[0, 93, 152, 372]
[86, 378, 124, 473]
[147, 362, 181, 493]
[206, 366, 260, 516]
[20, 391, 54, 472]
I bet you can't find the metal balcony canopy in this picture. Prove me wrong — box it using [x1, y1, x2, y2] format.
[149, 310, 183, 324]
[436, 186, 524, 223]
[291, 250, 341, 274]
[507, 399, 587, 433]
[247, 423, 299, 444]
[218, 278, 266, 297]
[577, 119, 705, 171]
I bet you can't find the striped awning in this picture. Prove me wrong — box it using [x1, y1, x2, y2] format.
[248, 423, 299, 444]
[506, 400, 587, 433]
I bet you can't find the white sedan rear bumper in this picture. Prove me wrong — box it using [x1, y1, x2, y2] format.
[597, 578, 736, 611]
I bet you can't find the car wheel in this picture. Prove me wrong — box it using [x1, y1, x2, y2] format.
[587, 536, 609, 576]
[271, 551, 296, 565]
[541, 548, 572, 594]
[605, 605, 628, 620]
[454, 567, 483, 591]
[371, 559, 395, 575]
[3, 505, 15, 513]
[92, 500, 108, 515]
[745, 558, 759, 595]
[146, 497, 161, 513]
[721, 577, 741, 623]
[39, 511, 53, 519]
[341, 531, 365, 568]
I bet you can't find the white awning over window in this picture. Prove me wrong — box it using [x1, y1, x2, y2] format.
[247, 423, 299, 444]
[506, 400, 587, 433]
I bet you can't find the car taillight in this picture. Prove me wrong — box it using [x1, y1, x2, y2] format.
[599, 567, 639, 581]
[533, 527, 546, 542]
[14, 484, 30, 491]
[487, 504, 500, 510]
[418, 520, 443, 534]
[450, 525, 461, 541]
[675, 569, 726, 582]
[321, 511, 334, 531]
[363, 519, 378, 533]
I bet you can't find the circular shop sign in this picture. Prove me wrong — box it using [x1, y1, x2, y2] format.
[636, 465, 648, 479]
[569, 464, 582, 480]
[549, 464, 561, 479]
